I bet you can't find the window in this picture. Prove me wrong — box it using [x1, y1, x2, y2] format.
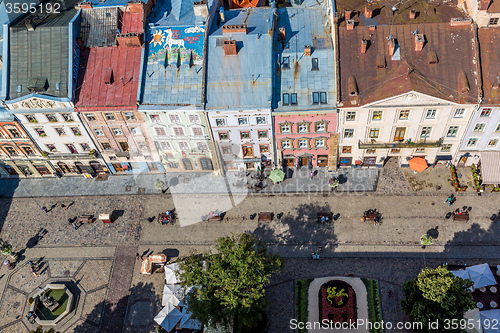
[168, 162, 179, 168]
[173, 127, 184, 136]
[196, 142, 207, 150]
[101, 142, 112, 150]
[46, 114, 57, 122]
[66, 144, 78, 154]
[316, 139, 325, 148]
[164, 153, 174, 158]
[215, 118, 226, 126]
[86, 114, 96, 121]
[240, 131, 250, 139]
[258, 130, 268, 139]
[489, 17, 499, 25]
[35, 128, 46, 137]
[62, 113, 73, 122]
[447, 126, 459, 137]
[420, 127, 432, 138]
[222, 146, 232, 154]
[346, 112, 356, 121]
[105, 113, 115, 121]
[155, 127, 166, 136]
[320, 92, 327, 104]
[290, 93, 297, 105]
[189, 114, 200, 123]
[23, 146, 35, 155]
[369, 128, 380, 138]
[8, 129, 21, 138]
[473, 123, 486, 132]
[399, 110, 410, 120]
[366, 149, 376, 154]
[71, 127, 81, 135]
[238, 117, 248, 125]
[124, 112, 134, 120]
[415, 148, 425, 153]
[17, 85, 22, 93]
[112, 128, 123, 136]
[282, 57, 290, 69]
[298, 124, 308, 133]
[169, 115, 180, 123]
[480, 108, 492, 117]
[454, 109, 465, 118]
[218, 132, 229, 140]
[282, 140, 291, 149]
[5, 146, 17, 156]
[441, 144, 452, 152]
[316, 122, 326, 132]
[496, 124, 500, 132]
[193, 128, 203, 136]
[372, 111, 383, 120]
[298, 139, 308, 148]
[256, 116, 266, 124]
[312, 92, 319, 104]
[312, 58, 319, 70]
[94, 128, 104, 136]
[342, 146, 352, 153]
[260, 145, 269, 153]
[26, 114, 37, 122]
[160, 142, 172, 150]
[179, 142, 190, 150]
[281, 124, 291, 133]
[390, 148, 401, 153]
[131, 127, 141, 135]
[425, 109, 436, 119]
[467, 138, 478, 147]
[81, 143, 90, 151]
[488, 138, 499, 147]
[55, 128, 66, 136]
[46, 144, 57, 152]
[150, 114, 161, 122]
[344, 129, 354, 138]
[283, 93, 290, 106]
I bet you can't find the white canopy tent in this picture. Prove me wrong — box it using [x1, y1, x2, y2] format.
[466, 264, 497, 289]
[164, 263, 182, 284]
[464, 309, 483, 333]
[162, 284, 182, 307]
[479, 309, 500, 333]
[154, 303, 184, 332]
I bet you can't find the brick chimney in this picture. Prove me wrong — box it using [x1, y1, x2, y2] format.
[414, 34, 424, 51]
[222, 25, 247, 34]
[365, 4, 373, 18]
[346, 20, 355, 30]
[480, 0, 490, 10]
[104, 68, 113, 85]
[279, 27, 286, 41]
[388, 37, 395, 56]
[409, 8, 416, 19]
[126, 1, 144, 13]
[369, 25, 376, 31]
[345, 10, 353, 20]
[116, 32, 143, 47]
[79, 1, 92, 9]
[304, 45, 312, 56]
[193, 0, 209, 18]
[361, 39, 368, 53]
[223, 40, 237, 55]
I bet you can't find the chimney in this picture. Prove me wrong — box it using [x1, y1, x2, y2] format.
[304, 45, 312, 56]
[125, 1, 144, 13]
[25, 19, 35, 31]
[480, 0, 490, 10]
[348, 76, 358, 96]
[427, 51, 438, 64]
[116, 32, 143, 47]
[376, 54, 386, 68]
[279, 27, 286, 41]
[409, 8, 416, 19]
[450, 17, 473, 26]
[365, 4, 373, 18]
[104, 68, 114, 85]
[222, 25, 247, 34]
[193, 0, 209, 18]
[388, 37, 395, 56]
[79, 1, 93, 9]
[369, 25, 376, 31]
[223, 40, 237, 55]
[458, 71, 470, 93]
[345, 10, 353, 19]
[415, 34, 424, 51]
[346, 20, 355, 30]
[361, 39, 368, 53]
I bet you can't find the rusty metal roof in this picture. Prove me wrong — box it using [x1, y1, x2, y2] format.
[478, 28, 500, 104]
[338, 23, 480, 106]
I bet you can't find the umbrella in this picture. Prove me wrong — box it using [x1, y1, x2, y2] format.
[451, 270, 473, 291]
[408, 157, 428, 172]
[269, 169, 285, 182]
[164, 263, 182, 284]
[162, 284, 182, 306]
[464, 309, 483, 333]
[466, 264, 497, 289]
[154, 303, 183, 332]
[480, 309, 500, 333]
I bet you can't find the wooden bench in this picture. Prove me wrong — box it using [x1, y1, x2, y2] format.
[317, 212, 333, 223]
[259, 212, 273, 222]
[453, 213, 469, 222]
[208, 214, 222, 222]
[362, 212, 380, 222]
[76, 215, 93, 224]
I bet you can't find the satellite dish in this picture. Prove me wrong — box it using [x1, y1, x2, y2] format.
[392, 6, 397, 11]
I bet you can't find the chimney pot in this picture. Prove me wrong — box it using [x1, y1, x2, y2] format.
[415, 34, 424, 51]
[345, 10, 353, 20]
[304, 45, 312, 56]
[409, 8, 416, 19]
[279, 27, 286, 41]
[346, 20, 355, 30]
[369, 25, 376, 31]
[361, 39, 368, 53]
[79, 2, 93, 9]
[388, 37, 395, 56]
[365, 4, 373, 18]
[223, 39, 237, 56]
[25, 19, 35, 31]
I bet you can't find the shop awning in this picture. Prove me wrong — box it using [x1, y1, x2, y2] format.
[480, 152, 500, 184]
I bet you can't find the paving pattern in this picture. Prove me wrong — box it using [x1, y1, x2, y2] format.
[376, 158, 412, 195]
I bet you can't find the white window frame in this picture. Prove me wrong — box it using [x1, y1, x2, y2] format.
[420, 127, 432, 138]
[425, 109, 437, 119]
[346, 112, 356, 121]
[237, 117, 248, 125]
[215, 118, 226, 126]
[298, 139, 308, 148]
[453, 109, 465, 118]
[447, 126, 459, 137]
[473, 123, 486, 132]
[467, 138, 478, 147]
[344, 129, 354, 138]
[488, 138, 499, 147]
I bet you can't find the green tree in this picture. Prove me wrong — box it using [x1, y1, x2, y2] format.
[178, 233, 284, 331]
[401, 265, 475, 332]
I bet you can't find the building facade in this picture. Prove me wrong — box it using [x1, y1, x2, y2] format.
[138, 0, 215, 172]
[459, 0, 500, 28]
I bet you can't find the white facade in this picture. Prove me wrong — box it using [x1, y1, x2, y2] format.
[458, 106, 500, 166]
[459, 0, 500, 28]
[338, 92, 477, 167]
[207, 109, 274, 171]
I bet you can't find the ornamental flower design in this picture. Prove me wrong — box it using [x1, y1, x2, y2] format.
[319, 280, 357, 324]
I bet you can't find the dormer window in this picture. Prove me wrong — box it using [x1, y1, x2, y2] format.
[282, 57, 290, 69]
[312, 58, 319, 71]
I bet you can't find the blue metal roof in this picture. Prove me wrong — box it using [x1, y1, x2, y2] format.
[273, 7, 336, 112]
[87, 0, 149, 7]
[148, 0, 206, 27]
[206, 7, 275, 110]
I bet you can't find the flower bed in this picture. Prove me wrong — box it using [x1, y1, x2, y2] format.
[295, 279, 313, 333]
[318, 280, 357, 324]
[450, 165, 467, 192]
[361, 279, 383, 333]
[471, 164, 482, 193]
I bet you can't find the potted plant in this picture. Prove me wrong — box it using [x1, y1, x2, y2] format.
[328, 177, 339, 189]
[88, 149, 97, 156]
[156, 180, 166, 191]
[420, 234, 433, 246]
[41, 151, 49, 157]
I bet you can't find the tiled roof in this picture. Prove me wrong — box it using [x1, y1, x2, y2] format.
[9, 0, 79, 100]
[274, 7, 336, 111]
[75, 46, 142, 108]
[206, 7, 275, 109]
[336, 0, 465, 27]
[338, 23, 480, 106]
[479, 29, 500, 104]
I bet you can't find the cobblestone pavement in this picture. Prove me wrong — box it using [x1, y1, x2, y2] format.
[376, 158, 411, 195]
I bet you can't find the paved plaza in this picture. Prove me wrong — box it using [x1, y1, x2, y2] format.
[0, 167, 498, 332]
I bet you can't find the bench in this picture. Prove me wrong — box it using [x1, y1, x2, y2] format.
[453, 213, 469, 222]
[259, 212, 273, 222]
[76, 215, 93, 224]
[317, 212, 333, 223]
[362, 212, 380, 222]
[208, 214, 222, 222]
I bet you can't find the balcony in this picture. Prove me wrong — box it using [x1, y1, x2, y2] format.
[45, 152, 98, 160]
[358, 139, 442, 149]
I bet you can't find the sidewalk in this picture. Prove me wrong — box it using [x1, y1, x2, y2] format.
[0, 168, 380, 198]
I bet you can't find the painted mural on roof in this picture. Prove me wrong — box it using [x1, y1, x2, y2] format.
[147, 26, 205, 65]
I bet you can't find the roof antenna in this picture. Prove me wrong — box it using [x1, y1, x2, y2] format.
[412, 29, 418, 35]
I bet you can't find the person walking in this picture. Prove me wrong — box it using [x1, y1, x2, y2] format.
[42, 206, 48, 213]
[30, 265, 40, 277]
[310, 171, 314, 179]
[61, 203, 67, 210]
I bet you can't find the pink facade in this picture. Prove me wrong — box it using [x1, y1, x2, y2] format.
[274, 113, 338, 168]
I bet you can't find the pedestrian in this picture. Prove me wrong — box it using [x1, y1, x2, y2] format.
[310, 171, 314, 179]
[318, 246, 323, 252]
[30, 265, 39, 277]
[42, 206, 48, 213]
[61, 204, 67, 210]
[72, 222, 78, 230]
[136, 253, 143, 261]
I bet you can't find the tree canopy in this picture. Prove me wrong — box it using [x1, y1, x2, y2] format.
[178, 233, 284, 331]
[401, 265, 475, 333]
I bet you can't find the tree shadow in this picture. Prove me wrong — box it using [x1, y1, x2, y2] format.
[443, 219, 500, 257]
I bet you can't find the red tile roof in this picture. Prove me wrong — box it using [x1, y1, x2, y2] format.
[74, 46, 142, 109]
[478, 28, 500, 104]
[338, 23, 481, 106]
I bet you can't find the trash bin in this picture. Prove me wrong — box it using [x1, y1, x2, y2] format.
[99, 213, 112, 223]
